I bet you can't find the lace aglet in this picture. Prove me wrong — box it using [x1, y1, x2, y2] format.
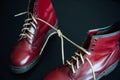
[14, 12, 28, 17]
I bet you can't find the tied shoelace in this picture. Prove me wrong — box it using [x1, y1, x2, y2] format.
[15, 12, 96, 80]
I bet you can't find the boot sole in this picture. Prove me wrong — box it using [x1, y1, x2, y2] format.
[96, 59, 119, 80]
[10, 22, 58, 74]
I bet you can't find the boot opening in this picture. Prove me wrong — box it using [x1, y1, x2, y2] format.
[97, 21, 120, 35]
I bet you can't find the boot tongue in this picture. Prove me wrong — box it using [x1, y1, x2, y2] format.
[28, 0, 35, 14]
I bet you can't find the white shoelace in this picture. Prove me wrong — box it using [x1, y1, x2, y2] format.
[15, 12, 96, 80]
[15, 12, 37, 40]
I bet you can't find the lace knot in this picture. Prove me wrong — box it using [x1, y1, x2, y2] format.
[57, 29, 63, 38]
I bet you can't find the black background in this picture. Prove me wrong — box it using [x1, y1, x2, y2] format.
[0, 0, 120, 80]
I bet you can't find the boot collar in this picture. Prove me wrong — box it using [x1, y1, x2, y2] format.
[92, 30, 120, 39]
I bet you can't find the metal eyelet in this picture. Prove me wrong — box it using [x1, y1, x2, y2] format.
[94, 39, 97, 42]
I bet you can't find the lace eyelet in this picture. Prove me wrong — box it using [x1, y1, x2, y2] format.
[92, 44, 96, 46]
[94, 39, 97, 42]
[91, 48, 94, 51]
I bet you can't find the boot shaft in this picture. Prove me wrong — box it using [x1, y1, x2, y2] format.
[89, 29, 120, 53]
[28, 0, 57, 27]
[26, 0, 57, 44]
[83, 22, 120, 54]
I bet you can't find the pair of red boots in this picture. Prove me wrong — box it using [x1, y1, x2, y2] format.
[10, 0, 120, 80]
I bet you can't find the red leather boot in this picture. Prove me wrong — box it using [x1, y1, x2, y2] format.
[10, 0, 57, 73]
[43, 22, 120, 80]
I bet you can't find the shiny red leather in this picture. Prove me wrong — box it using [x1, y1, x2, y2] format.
[10, 0, 56, 68]
[43, 23, 120, 80]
